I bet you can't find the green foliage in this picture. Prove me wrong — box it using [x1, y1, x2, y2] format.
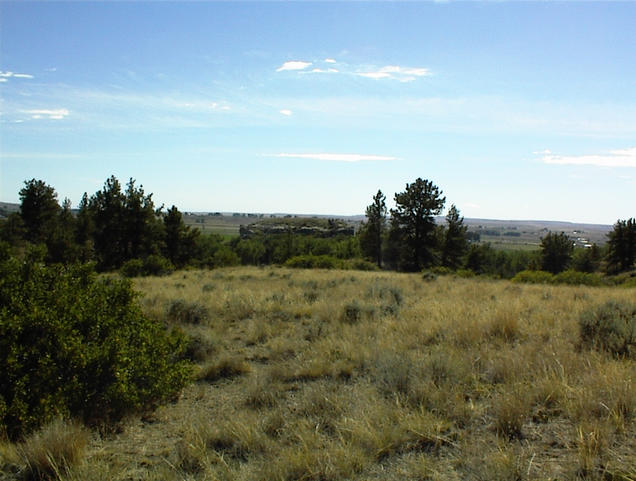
[120, 255, 174, 277]
[19, 179, 60, 245]
[390, 178, 445, 271]
[359, 190, 387, 268]
[511, 270, 554, 284]
[441, 204, 468, 269]
[343, 258, 379, 271]
[212, 246, 240, 267]
[540, 231, 573, 274]
[606, 218, 636, 274]
[572, 245, 602, 273]
[0, 258, 191, 439]
[552, 270, 603, 286]
[89, 176, 165, 270]
[120, 258, 145, 277]
[163, 205, 200, 267]
[579, 300, 636, 358]
[285, 254, 342, 269]
[142, 254, 174, 276]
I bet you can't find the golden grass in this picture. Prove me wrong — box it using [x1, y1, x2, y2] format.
[2, 266, 635, 480]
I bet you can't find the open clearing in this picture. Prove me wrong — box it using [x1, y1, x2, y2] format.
[2, 267, 634, 480]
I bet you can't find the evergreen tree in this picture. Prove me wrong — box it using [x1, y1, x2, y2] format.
[389, 178, 445, 271]
[123, 178, 163, 260]
[441, 204, 468, 269]
[18, 179, 60, 244]
[90, 176, 126, 270]
[47, 198, 78, 264]
[606, 218, 636, 273]
[359, 190, 387, 267]
[75, 193, 95, 262]
[164, 205, 199, 267]
[540, 232, 573, 274]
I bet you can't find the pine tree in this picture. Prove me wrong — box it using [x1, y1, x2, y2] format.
[390, 178, 445, 271]
[441, 204, 468, 269]
[359, 190, 387, 267]
[606, 218, 636, 273]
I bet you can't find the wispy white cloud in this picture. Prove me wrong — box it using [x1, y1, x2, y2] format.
[22, 108, 69, 120]
[269, 152, 398, 162]
[356, 65, 431, 82]
[279, 109, 293, 116]
[0, 71, 34, 80]
[539, 147, 636, 168]
[276, 61, 312, 72]
[276, 59, 431, 82]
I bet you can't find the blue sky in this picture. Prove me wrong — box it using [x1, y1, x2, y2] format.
[1, 1, 634, 224]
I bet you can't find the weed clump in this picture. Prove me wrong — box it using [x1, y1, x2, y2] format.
[579, 300, 636, 358]
[341, 301, 375, 324]
[197, 355, 251, 382]
[19, 418, 90, 481]
[167, 299, 209, 324]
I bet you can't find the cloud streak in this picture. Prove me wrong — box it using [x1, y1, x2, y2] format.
[276, 61, 312, 72]
[356, 65, 431, 82]
[275, 59, 431, 82]
[0, 71, 34, 80]
[539, 147, 636, 168]
[22, 108, 70, 120]
[270, 153, 398, 162]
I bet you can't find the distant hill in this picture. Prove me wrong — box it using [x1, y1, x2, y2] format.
[0, 200, 612, 246]
[0, 202, 20, 218]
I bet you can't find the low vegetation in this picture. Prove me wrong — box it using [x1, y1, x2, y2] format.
[0, 258, 192, 440]
[2, 266, 633, 480]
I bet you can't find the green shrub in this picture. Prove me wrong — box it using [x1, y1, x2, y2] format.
[0, 258, 192, 439]
[552, 270, 604, 286]
[120, 255, 174, 277]
[345, 258, 379, 271]
[284, 254, 342, 269]
[120, 258, 144, 277]
[142, 254, 174, 276]
[455, 268, 476, 278]
[579, 300, 636, 358]
[511, 270, 554, 284]
[431, 266, 452, 275]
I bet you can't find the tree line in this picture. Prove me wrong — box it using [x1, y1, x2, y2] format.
[1, 176, 634, 278]
[357, 178, 634, 277]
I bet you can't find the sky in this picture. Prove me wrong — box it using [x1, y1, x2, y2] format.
[1, 1, 635, 225]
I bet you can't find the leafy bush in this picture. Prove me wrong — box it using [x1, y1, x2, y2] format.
[344, 258, 379, 271]
[284, 254, 342, 269]
[142, 254, 174, 276]
[0, 258, 192, 439]
[120, 258, 144, 277]
[552, 270, 603, 286]
[579, 300, 636, 358]
[511, 270, 554, 284]
[120, 255, 174, 277]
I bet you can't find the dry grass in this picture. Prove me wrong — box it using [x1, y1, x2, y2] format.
[10, 419, 90, 480]
[2, 266, 635, 480]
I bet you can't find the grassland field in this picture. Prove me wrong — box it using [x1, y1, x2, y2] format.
[1, 267, 634, 481]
